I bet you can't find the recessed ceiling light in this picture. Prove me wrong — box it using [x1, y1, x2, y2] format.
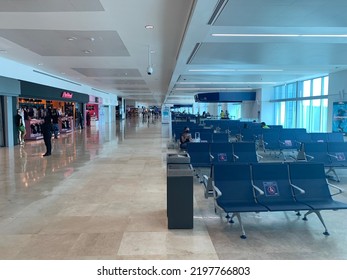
[67, 37, 77, 41]
[38, 63, 44, 66]
[145, 25, 154, 29]
[83, 50, 92, 54]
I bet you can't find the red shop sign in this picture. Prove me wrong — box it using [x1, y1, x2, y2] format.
[61, 91, 73, 99]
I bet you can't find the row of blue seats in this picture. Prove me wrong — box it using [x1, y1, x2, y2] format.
[213, 162, 347, 239]
[202, 120, 283, 131]
[186, 142, 259, 168]
[298, 142, 347, 181]
[261, 131, 344, 153]
[186, 142, 260, 198]
[173, 123, 344, 149]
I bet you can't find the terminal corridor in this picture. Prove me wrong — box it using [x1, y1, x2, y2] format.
[0, 118, 347, 259]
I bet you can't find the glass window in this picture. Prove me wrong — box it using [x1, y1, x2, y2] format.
[285, 101, 296, 128]
[274, 85, 285, 100]
[321, 98, 328, 132]
[227, 103, 241, 120]
[286, 83, 296, 99]
[303, 80, 311, 98]
[273, 76, 328, 132]
[323, 76, 329, 95]
[312, 78, 322, 97]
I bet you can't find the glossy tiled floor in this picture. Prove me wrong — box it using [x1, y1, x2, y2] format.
[1, 117, 347, 260]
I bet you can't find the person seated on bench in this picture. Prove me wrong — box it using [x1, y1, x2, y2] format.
[180, 127, 192, 150]
[261, 121, 270, 129]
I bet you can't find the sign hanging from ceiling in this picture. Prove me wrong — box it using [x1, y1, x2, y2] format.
[194, 91, 256, 103]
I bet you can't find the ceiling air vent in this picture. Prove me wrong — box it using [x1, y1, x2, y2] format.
[208, 0, 229, 25]
[186, 42, 201, 64]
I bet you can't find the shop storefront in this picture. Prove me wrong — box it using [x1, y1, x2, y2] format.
[0, 76, 21, 147]
[19, 81, 89, 140]
[86, 96, 100, 127]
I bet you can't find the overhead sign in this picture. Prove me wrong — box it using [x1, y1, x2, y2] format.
[194, 91, 256, 103]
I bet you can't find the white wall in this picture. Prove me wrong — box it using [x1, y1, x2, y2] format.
[259, 87, 275, 125]
[207, 103, 218, 117]
[241, 101, 258, 121]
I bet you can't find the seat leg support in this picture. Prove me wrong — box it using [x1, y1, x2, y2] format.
[303, 210, 330, 236]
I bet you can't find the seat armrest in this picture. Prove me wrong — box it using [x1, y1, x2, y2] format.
[256, 153, 263, 159]
[290, 183, 305, 195]
[233, 153, 239, 159]
[327, 153, 338, 159]
[327, 182, 344, 196]
[305, 154, 314, 160]
[213, 185, 222, 199]
[252, 183, 264, 196]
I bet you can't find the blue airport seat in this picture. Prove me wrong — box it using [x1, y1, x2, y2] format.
[262, 131, 280, 153]
[289, 162, 347, 235]
[212, 132, 229, 143]
[294, 130, 311, 147]
[300, 142, 331, 165]
[310, 133, 328, 142]
[232, 142, 259, 163]
[239, 129, 258, 142]
[186, 142, 211, 168]
[213, 163, 268, 238]
[251, 163, 311, 212]
[327, 132, 344, 142]
[199, 130, 213, 142]
[326, 142, 347, 181]
[209, 142, 233, 164]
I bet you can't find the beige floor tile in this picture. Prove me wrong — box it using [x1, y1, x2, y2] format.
[68, 232, 123, 258]
[1, 119, 347, 261]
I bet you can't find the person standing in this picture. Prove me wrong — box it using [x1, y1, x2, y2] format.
[86, 111, 91, 127]
[42, 109, 53, 156]
[76, 109, 84, 129]
[15, 109, 26, 145]
[51, 108, 60, 139]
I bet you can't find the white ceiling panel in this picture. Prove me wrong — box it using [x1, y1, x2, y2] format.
[214, 0, 347, 27]
[1, 0, 347, 105]
[0, 30, 128, 56]
[0, 0, 104, 12]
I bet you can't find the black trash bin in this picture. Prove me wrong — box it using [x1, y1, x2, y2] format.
[166, 153, 190, 164]
[167, 163, 193, 229]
